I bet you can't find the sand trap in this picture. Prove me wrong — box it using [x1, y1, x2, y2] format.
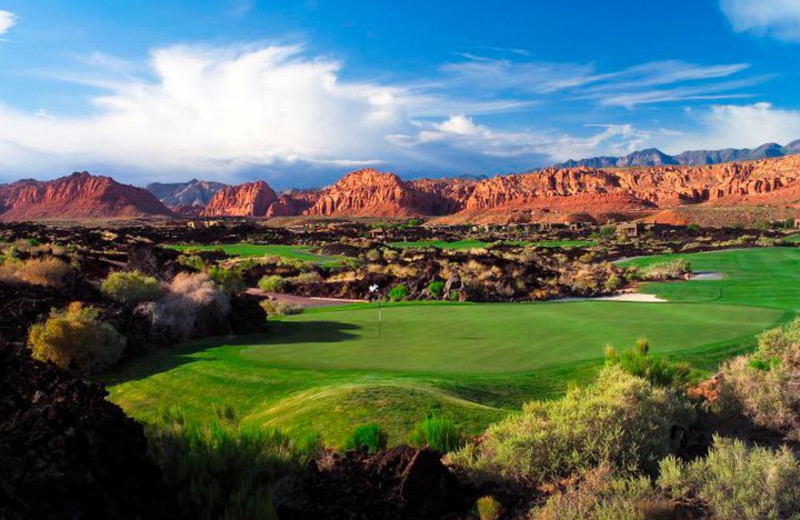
[558, 292, 666, 303]
[690, 271, 724, 281]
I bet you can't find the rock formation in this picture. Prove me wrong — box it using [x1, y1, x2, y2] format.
[0, 172, 173, 221]
[202, 180, 278, 217]
[146, 179, 228, 208]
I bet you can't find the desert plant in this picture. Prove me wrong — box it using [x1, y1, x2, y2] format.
[450, 366, 693, 483]
[28, 302, 126, 374]
[259, 299, 303, 317]
[389, 283, 408, 301]
[641, 259, 691, 281]
[658, 436, 800, 520]
[101, 270, 163, 305]
[428, 280, 445, 299]
[342, 423, 387, 454]
[207, 265, 244, 295]
[409, 415, 462, 453]
[258, 275, 287, 293]
[152, 273, 230, 339]
[0, 257, 73, 287]
[605, 340, 692, 389]
[476, 496, 503, 520]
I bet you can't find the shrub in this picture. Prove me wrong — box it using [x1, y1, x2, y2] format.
[603, 273, 622, 292]
[409, 415, 462, 453]
[365, 249, 382, 262]
[152, 273, 230, 339]
[258, 275, 287, 293]
[389, 283, 408, 301]
[476, 496, 503, 520]
[605, 339, 692, 389]
[658, 436, 800, 520]
[450, 366, 693, 483]
[290, 271, 322, 285]
[149, 409, 320, 520]
[531, 466, 670, 520]
[641, 259, 691, 280]
[207, 265, 244, 295]
[259, 299, 304, 317]
[177, 254, 205, 271]
[343, 423, 387, 454]
[101, 270, 162, 305]
[28, 302, 126, 374]
[0, 257, 73, 287]
[428, 280, 445, 299]
[718, 319, 800, 438]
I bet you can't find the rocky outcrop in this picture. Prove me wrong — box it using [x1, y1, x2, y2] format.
[202, 180, 278, 217]
[146, 179, 228, 208]
[0, 172, 173, 221]
[266, 190, 321, 217]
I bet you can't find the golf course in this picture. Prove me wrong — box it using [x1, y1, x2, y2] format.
[107, 247, 800, 446]
[167, 243, 345, 265]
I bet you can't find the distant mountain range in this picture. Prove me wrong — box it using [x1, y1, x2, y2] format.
[554, 140, 800, 169]
[146, 179, 228, 207]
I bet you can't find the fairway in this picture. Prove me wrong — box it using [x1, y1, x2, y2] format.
[167, 243, 343, 265]
[108, 247, 800, 445]
[388, 239, 594, 249]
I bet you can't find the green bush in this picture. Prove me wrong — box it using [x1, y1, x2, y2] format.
[177, 254, 205, 271]
[449, 366, 693, 483]
[207, 265, 244, 295]
[658, 436, 800, 520]
[389, 283, 408, 301]
[149, 409, 320, 520]
[605, 339, 692, 388]
[409, 415, 462, 453]
[476, 495, 503, 520]
[101, 270, 162, 304]
[343, 423, 387, 454]
[260, 299, 304, 317]
[258, 275, 287, 293]
[428, 280, 445, 299]
[28, 302, 126, 374]
[0, 257, 73, 287]
[642, 259, 691, 280]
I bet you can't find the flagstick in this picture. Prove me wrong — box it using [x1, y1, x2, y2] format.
[378, 299, 382, 340]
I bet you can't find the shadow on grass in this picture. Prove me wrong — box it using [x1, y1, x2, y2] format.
[105, 320, 361, 384]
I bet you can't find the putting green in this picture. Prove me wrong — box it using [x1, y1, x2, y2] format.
[167, 243, 344, 265]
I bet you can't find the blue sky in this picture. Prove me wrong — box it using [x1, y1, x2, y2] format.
[1, 0, 800, 188]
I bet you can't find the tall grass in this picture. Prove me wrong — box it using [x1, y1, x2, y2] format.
[408, 415, 463, 453]
[148, 407, 320, 520]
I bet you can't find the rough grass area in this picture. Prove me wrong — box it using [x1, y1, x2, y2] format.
[388, 239, 595, 249]
[109, 248, 797, 447]
[167, 243, 344, 265]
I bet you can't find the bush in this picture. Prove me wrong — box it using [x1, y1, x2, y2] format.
[259, 299, 304, 317]
[531, 466, 670, 520]
[149, 409, 320, 520]
[428, 280, 445, 299]
[342, 423, 387, 454]
[152, 273, 230, 339]
[207, 265, 244, 295]
[641, 259, 691, 281]
[409, 415, 462, 453]
[0, 257, 73, 287]
[258, 275, 287, 293]
[101, 270, 163, 305]
[450, 366, 693, 483]
[177, 254, 205, 271]
[389, 283, 408, 301]
[476, 496, 503, 520]
[28, 302, 126, 374]
[658, 436, 800, 520]
[290, 271, 322, 285]
[605, 339, 692, 388]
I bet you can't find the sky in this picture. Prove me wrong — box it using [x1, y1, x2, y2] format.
[1, 0, 800, 188]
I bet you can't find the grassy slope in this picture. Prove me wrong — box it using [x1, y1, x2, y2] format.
[167, 243, 344, 266]
[108, 247, 799, 446]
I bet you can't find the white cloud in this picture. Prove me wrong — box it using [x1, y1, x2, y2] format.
[665, 102, 800, 152]
[721, 0, 800, 41]
[0, 10, 16, 35]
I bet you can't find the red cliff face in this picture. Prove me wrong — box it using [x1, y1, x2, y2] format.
[202, 181, 278, 217]
[0, 172, 173, 221]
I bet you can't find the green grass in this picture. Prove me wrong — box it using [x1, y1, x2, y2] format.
[167, 243, 344, 265]
[388, 239, 594, 249]
[109, 247, 798, 447]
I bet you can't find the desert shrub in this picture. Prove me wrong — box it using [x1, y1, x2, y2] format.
[177, 254, 206, 271]
[408, 415, 462, 453]
[149, 408, 320, 520]
[207, 265, 244, 295]
[605, 338, 692, 388]
[101, 270, 162, 305]
[718, 319, 800, 438]
[450, 366, 693, 483]
[642, 259, 691, 280]
[365, 249, 382, 262]
[152, 273, 230, 339]
[259, 299, 304, 317]
[531, 466, 670, 520]
[258, 275, 287, 293]
[28, 302, 126, 374]
[599, 225, 616, 237]
[603, 273, 622, 292]
[389, 283, 408, 301]
[290, 271, 322, 285]
[342, 423, 387, 454]
[448, 289, 460, 301]
[428, 280, 445, 299]
[382, 248, 399, 261]
[658, 436, 800, 520]
[0, 257, 73, 287]
[476, 495, 503, 520]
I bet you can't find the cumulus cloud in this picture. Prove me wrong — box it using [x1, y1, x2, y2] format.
[0, 10, 16, 35]
[721, 0, 800, 41]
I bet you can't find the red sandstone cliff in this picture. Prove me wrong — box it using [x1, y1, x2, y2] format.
[202, 181, 278, 217]
[0, 172, 173, 221]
